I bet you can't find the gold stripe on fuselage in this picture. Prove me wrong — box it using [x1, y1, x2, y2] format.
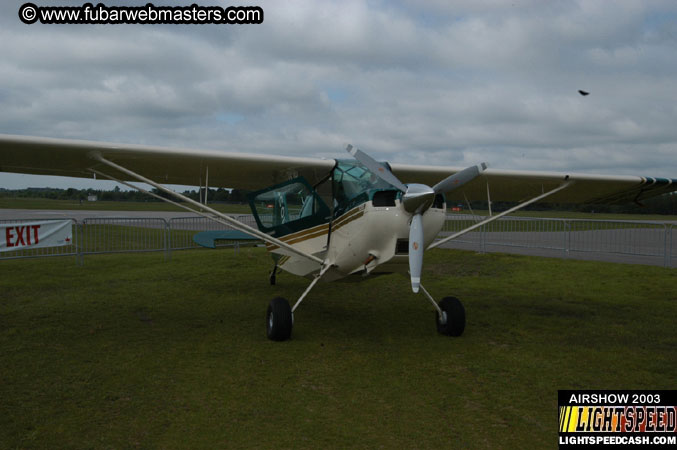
[277, 255, 291, 266]
[332, 206, 364, 230]
[265, 223, 328, 251]
[265, 205, 365, 251]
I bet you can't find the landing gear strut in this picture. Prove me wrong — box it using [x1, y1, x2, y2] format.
[269, 264, 277, 286]
[266, 264, 331, 341]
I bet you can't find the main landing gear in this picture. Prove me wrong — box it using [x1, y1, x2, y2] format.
[265, 268, 465, 341]
[266, 289, 466, 341]
[266, 297, 292, 341]
[266, 285, 465, 341]
[266, 264, 331, 341]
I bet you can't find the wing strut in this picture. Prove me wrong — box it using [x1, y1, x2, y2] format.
[90, 169, 189, 211]
[291, 263, 332, 313]
[429, 181, 572, 250]
[91, 154, 323, 265]
[486, 182, 493, 216]
[205, 166, 209, 205]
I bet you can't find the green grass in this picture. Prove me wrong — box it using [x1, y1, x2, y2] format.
[0, 197, 252, 214]
[1, 249, 675, 448]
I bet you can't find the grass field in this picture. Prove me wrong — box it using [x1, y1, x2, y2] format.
[1, 248, 675, 448]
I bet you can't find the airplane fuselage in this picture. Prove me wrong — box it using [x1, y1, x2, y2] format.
[266, 198, 447, 281]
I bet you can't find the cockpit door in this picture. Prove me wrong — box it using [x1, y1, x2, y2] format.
[248, 177, 331, 238]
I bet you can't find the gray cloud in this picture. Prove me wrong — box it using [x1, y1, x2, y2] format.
[1, 0, 676, 189]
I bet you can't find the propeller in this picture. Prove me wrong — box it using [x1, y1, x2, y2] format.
[432, 163, 488, 194]
[409, 213, 423, 293]
[346, 145, 487, 293]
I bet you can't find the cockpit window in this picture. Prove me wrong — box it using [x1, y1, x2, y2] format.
[248, 177, 331, 236]
[333, 160, 398, 216]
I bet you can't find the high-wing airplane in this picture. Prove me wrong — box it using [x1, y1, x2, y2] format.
[1, 134, 676, 340]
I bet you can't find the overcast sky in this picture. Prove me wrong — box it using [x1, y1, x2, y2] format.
[1, 0, 677, 190]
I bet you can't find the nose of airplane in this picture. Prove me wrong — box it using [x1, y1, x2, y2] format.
[402, 183, 436, 214]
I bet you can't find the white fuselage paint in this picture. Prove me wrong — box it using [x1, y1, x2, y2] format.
[266, 199, 446, 281]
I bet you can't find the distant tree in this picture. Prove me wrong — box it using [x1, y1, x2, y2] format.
[229, 188, 246, 203]
[213, 187, 229, 202]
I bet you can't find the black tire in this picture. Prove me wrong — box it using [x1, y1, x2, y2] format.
[266, 297, 292, 341]
[436, 296, 465, 337]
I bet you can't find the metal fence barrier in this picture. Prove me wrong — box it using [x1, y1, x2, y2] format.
[0, 215, 259, 264]
[0, 214, 674, 268]
[441, 214, 675, 268]
[81, 217, 168, 256]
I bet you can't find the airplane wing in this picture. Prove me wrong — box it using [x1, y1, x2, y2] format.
[0, 134, 335, 190]
[391, 165, 677, 204]
[1, 133, 675, 204]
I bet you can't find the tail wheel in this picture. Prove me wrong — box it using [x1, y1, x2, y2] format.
[266, 296, 292, 341]
[436, 296, 465, 337]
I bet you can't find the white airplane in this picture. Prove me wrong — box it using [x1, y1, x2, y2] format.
[1, 134, 675, 340]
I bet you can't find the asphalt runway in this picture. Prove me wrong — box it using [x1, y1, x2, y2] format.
[2, 209, 675, 267]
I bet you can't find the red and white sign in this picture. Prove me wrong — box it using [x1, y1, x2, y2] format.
[1, 220, 73, 252]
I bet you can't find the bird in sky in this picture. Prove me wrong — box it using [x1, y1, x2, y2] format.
[578, 90, 589, 96]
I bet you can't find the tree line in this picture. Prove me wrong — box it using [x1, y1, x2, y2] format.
[0, 187, 251, 204]
[461, 193, 676, 216]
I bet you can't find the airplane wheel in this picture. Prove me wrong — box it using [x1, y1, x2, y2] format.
[267, 296, 292, 341]
[436, 297, 465, 337]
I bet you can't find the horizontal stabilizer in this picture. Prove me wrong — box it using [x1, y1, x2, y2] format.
[193, 230, 261, 249]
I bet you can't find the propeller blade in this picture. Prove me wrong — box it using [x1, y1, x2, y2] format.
[432, 163, 488, 194]
[409, 213, 424, 293]
[346, 145, 408, 192]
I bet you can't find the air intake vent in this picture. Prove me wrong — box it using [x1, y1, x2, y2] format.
[432, 194, 445, 209]
[372, 190, 397, 207]
[396, 239, 409, 254]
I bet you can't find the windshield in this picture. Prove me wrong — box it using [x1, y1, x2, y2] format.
[332, 160, 398, 216]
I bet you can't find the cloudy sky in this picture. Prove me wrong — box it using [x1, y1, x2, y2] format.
[1, 0, 677, 189]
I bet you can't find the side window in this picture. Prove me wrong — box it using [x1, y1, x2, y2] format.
[248, 178, 330, 236]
